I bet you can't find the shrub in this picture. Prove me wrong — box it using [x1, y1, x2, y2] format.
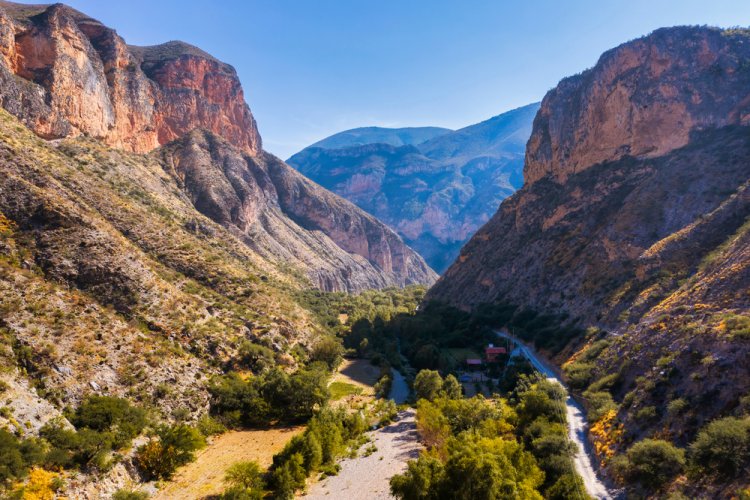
[689, 416, 750, 477]
[583, 390, 618, 422]
[414, 370, 444, 402]
[442, 374, 462, 400]
[113, 489, 149, 500]
[222, 460, 265, 499]
[72, 396, 146, 448]
[309, 337, 343, 370]
[0, 428, 27, 483]
[135, 425, 205, 480]
[667, 398, 688, 416]
[624, 439, 685, 488]
[563, 362, 595, 390]
[235, 341, 275, 374]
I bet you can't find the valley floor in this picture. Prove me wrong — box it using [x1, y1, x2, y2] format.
[302, 409, 421, 500]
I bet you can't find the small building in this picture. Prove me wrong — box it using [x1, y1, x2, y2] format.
[485, 344, 507, 363]
[466, 358, 483, 369]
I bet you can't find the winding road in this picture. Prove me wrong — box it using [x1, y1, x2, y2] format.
[496, 330, 614, 500]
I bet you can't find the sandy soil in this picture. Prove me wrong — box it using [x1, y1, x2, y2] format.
[302, 409, 421, 500]
[333, 359, 381, 396]
[153, 426, 303, 499]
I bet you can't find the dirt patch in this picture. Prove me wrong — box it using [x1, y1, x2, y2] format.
[333, 359, 381, 396]
[153, 427, 303, 499]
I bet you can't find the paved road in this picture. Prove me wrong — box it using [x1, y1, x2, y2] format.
[302, 409, 421, 500]
[497, 330, 614, 500]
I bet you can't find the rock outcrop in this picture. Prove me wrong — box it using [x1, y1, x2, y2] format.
[288, 103, 538, 272]
[525, 27, 750, 185]
[430, 27, 750, 318]
[0, 1, 261, 154]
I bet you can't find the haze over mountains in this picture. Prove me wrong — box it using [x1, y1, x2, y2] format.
[289, 103, 539, 272]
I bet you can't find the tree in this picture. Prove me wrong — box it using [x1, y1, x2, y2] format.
[690, 416, 750, 477]
[0, 428, 26, 483]
[416, 400, 451, 451]
[72, 396, 146, 448]
[390, 454, 444, 499]
[442, 375, 462, 400]
[624, 439, 685, 488]
[222, 460, 265, 499]
[414, 370, 443, 402]
[135, 425, 205, 480]
[309, 336, 343, 370]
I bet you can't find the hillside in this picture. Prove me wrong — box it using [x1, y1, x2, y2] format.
[289, 103, 539, 272]
[428, 26, 750, 496]
[0, 0, 435, 293]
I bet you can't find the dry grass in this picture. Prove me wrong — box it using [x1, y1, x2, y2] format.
[153, 427, 303, 500]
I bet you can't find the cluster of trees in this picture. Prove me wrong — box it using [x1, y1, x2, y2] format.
[390, 373, 586, 499]
[0, 395, 225, 495]
[208, 364, 330, 427]
[611, 415, 750, 492]
[0, 396, 147, 494]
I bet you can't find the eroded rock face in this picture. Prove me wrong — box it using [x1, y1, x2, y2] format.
[525, 27, 750, 185]
[160, 131, 437, 292]
[0, 1, 260, 154]
[431, 27, 750, 318]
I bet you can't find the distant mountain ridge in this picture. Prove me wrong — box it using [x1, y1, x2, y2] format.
[288, 103, 540, 272]
[305, 126, 452, 150]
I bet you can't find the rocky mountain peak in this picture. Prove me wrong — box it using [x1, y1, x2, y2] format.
[525, 26, 750, 185]
[0, 0, 261, 154]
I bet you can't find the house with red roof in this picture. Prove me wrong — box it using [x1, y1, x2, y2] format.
[485, 344, 507, 363]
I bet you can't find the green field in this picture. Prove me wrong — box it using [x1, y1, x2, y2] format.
[445, 348, 482, 363]
[329, 381, 364, 400]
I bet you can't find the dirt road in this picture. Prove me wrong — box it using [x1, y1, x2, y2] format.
[302, 409, 421, 500]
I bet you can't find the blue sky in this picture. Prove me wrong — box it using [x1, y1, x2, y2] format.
[47, 0, 750, 159]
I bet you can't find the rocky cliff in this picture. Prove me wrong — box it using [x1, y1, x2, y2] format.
[428, 26, 750, 494]
[160, 131, 436, 291]
[288, 103, 538, 272]
[0, 1, 261, 154]
[0, 0, 434, 292]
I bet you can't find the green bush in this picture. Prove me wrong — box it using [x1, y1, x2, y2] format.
[582, 390, 618, 422]
[623, 439, 685, 488]
[221, 460, 265, 499]
[135, 424, 205, 480]
[0, 428, 30, 483]
[112, 489, 149, 500]
[72, 395, 146, 448]
[414, 370, 444, 402]
[563, 362, 595, 390]
[309, 336, 344, 370]
[689, 416, 750, 477]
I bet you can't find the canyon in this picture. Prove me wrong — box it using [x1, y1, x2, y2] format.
[289, 103, 538, 272]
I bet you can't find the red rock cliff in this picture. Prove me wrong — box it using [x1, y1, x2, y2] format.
[0, 1, 261, 154]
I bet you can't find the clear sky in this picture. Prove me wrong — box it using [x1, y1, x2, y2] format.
[38, 0, 750, 159]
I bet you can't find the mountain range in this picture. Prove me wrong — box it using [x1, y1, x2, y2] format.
[288, 103, 539, 272]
